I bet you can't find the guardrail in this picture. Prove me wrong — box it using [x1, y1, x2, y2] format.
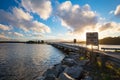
[101, 47, 120, 51]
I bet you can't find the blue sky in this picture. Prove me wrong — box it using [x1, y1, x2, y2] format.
[0, 0, 120, 41]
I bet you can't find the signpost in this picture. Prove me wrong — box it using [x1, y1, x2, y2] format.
[86, 32, 99, 64]
[86, 32, 99, 50]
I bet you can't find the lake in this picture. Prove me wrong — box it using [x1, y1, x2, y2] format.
[0, 43, 65, 80]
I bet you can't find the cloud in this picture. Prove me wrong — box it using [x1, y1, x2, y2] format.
[0, 10, 16, 25]
[114, 5, 120, 17]
[30, 21, 51, 33]
[118, 28, 120, 31]
[57, 1, 98, 34]
[0, 34, 9, 40]
[99, 22, 120, 32]
[14, 32, 24, 37]
[21, 0, 52, 20]
[59, 1, 72, 11]
[0, 7, 51, 33]
[13, 7, 33, 20]
[109, 10, 114, 14]
[0, 24, 12, 31]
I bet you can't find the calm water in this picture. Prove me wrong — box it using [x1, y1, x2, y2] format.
[0, 43, 64, 80]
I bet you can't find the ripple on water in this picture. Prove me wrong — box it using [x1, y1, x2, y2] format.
[0, 43, 64, 80]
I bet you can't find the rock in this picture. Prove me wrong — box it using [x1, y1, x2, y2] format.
[43, 68, 57, 77]
[53, 64, 66, 77]
[36, 76, 45, 80]
[58, 72, 75, 80]
[77, 60, 89, 66]
[37, 74, 57, 80]
[66, 53, 80, 61]
[44, 74, 56, 80]
[43, 64, 67, 78]
[64, 66, 83, 79]
[84, 76, 93, 80]
[62, 58, 77, 67]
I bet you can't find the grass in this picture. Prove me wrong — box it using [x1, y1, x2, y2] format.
[84, 59, 120, 80]
[79, 56, 85, 60]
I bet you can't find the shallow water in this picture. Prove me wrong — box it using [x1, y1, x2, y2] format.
[0, 43, 64, 80]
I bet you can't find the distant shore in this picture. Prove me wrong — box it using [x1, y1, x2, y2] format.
[0, 36, 120, 45]
[0, 41, 120, 45]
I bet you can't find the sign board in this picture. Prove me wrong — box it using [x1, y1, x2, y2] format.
[86, 32, 98, 46]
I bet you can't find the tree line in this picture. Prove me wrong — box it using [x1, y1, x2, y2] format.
[99, 36, 120, 45]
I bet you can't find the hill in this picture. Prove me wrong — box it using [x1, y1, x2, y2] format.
[99, 36, 120, 45]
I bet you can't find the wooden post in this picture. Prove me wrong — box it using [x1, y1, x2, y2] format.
[101, 55, 107, 70]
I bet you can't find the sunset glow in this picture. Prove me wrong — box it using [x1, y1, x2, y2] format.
[0, 0, 120, 41]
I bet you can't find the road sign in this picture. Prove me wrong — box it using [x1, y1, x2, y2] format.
[86, 32, 98, 46]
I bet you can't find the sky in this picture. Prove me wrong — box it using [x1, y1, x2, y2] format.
[0, 0, 120, 41]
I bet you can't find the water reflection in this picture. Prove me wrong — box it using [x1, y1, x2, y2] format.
[0, 43, 64, 80]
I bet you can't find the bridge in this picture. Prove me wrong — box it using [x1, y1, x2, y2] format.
[49, 43, 120, 68]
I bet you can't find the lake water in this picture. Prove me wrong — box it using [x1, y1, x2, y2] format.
[0, 43, 65, 80]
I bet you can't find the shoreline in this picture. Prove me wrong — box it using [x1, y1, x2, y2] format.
[36, 51, 91, 80]
[36, 43, 120, 80]
[0, 42, 120, 45]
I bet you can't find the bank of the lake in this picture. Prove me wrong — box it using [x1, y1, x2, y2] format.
[37, 43, 120, 80]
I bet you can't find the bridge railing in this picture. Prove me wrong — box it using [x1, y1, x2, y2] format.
[101, 47, 120, 52]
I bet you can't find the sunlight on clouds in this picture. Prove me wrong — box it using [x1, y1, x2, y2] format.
[0, 6, 51, 40]
[30, 21, 51, 33]
[99, 22, 120, 32]
[21, 0, 52, 20]
[0, 24, 12, 31]
[71, 5, 80, 12]
[98, 22, 120, 39]
[114, 5, 120, 17]
[0, 34, 9, 40]
[14, 32, 24, 37]
[57, 1, 98, 34]
[59, 1, 72, 11]
[56, 1, 120, 41]
[13, 7, 33, 20]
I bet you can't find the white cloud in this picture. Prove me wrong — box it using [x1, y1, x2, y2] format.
[57, 1, 98, 34]
[59, 1, 72, 11]
[99, 22, 120, 32]
[0, 34, 9, 40]
[114, 5, 120, 17]
[0, 8, 51, 33]
[13, 7, 33, 20]
[21, 0, 52, 20]
[109, 10, 114, 14]
[30, 21, 51, 33]
[14, 32, 24, 37]
[0, 24, 12, 31]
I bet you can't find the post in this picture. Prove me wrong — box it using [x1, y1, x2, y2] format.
[91, 45, 94, 63]
[91, 45, 93, 52]
[98, 45, 99, 50]
[73, 39, 76, 43]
